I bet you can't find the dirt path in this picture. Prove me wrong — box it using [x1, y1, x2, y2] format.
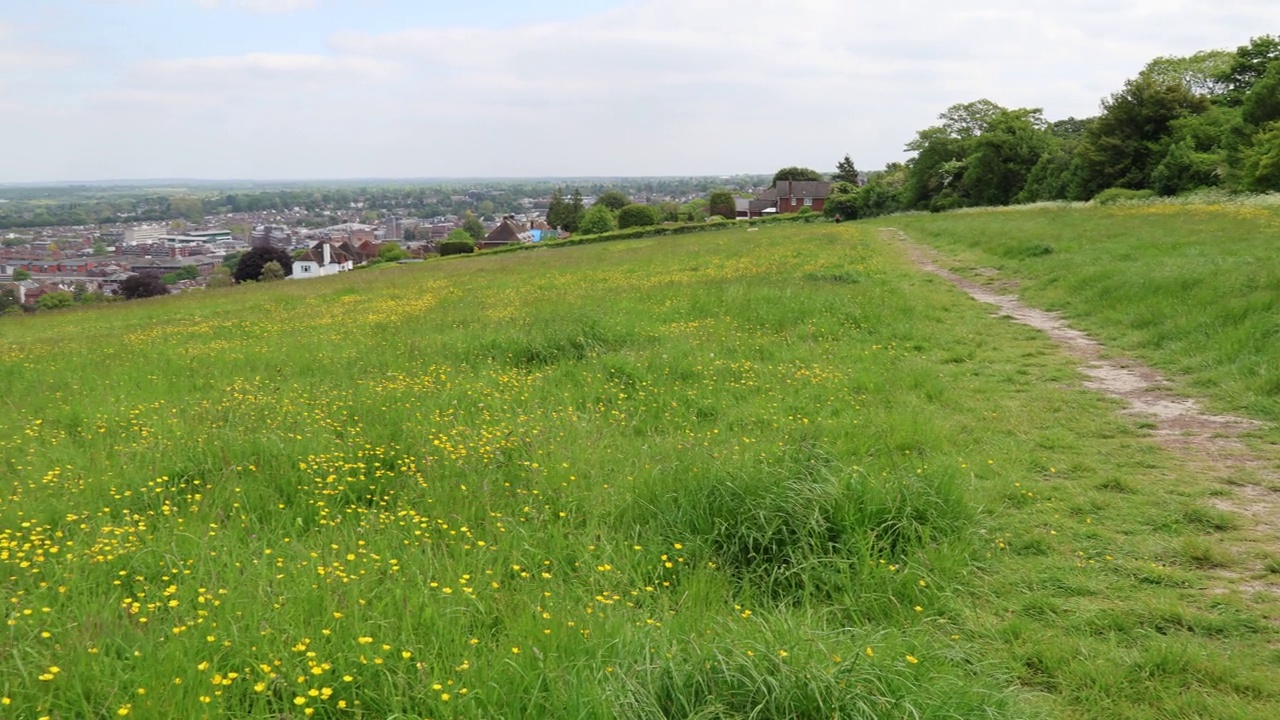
[883, 228, 1280, 589]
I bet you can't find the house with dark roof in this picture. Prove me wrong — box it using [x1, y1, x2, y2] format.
[736, 181, 833, 219]
[291, 240, 356, 280]
[479, 217, 534, 250]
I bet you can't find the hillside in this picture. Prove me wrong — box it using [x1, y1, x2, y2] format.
[2, 216, 1279, 719]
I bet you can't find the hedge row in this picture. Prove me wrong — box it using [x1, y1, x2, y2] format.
[477, 213, 829, 257]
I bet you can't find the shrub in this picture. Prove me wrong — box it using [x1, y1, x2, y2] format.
[578, 205, 618, 235]
[1092, 187, 1157, 205]
[616, 204, 660, 230]
[440, 238, 476, 256]
[707, 190, 736, 219]
[207, 265, 234, 289]
[37, 291, 74, 311]
[378, 242, 409, 263]
[260, 260, 286, 282]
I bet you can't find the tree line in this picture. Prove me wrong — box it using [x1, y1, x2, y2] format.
[826, 35, 1280, 220]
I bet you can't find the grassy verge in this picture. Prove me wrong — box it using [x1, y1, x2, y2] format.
[0, 220, 1277, 718]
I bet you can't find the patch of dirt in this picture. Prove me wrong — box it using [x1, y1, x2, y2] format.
[884, 228, 1280, 593]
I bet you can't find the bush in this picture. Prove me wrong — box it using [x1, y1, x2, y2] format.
[616, 204, 660, 230]
[707, 190, 736, 219]
[440, 238, 476, 256]
[234, 246, 294, 283]
[1092, 187, 1157, 205]
[378, 242, 409, 263]
[260, 260, 285, 282]
[37, 291, 74, 311]
[578, 204, 618, 235]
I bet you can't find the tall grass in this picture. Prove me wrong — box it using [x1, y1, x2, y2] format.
[893, 202, 1280, 424]
[0, 218, 1277, 718]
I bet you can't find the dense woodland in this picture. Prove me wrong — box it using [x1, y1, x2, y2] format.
[826, 36, 1280, 219]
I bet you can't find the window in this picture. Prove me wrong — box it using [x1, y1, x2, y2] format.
[804, 197, 813, 206]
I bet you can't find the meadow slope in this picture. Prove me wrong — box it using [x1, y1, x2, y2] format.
[1, 219, 1278, 719]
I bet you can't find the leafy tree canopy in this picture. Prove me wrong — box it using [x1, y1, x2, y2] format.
[772, 167, 824, 186]
[1221, 35, 1280, 106]
[578, 205, 617, 235]
[616, 204, 660, 230]
[37, 291, 73, 311]
[378, 242, 410, 263]
[594, 190, 631, 211]
[260, 261, 286, 282]
[1140, 50, 1235, 99]
[461, 213, 486, 241]
[119, 273, 169, 300]
[234, 246, 294, 283]
[707, 190, 736, 220]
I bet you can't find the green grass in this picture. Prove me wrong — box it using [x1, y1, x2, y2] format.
[0, 219, 1277, 718]
[891, 202, 1280, 424]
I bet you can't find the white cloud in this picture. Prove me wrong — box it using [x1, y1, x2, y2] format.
[0, 0, 1272, 181]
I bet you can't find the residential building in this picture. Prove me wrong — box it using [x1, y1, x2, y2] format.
[736, 181, 832, 219]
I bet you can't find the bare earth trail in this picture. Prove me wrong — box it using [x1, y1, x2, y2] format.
[883, 228, 1280, 594]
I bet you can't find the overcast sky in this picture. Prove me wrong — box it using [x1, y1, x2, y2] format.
[0, 0, 1272, 183]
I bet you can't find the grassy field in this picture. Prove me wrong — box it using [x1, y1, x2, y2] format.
[1, 219, 1278, 719]
[892, 200, 1280, 426]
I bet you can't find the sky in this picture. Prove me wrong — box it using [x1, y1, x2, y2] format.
[0, 0, 1273, 183]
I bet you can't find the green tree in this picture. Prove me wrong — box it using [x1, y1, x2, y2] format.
[546, 187, 568, 230]
[1242, 61, 1280, 127]
[37, 291, 73, 311]
[1220, 35, 1280, 106]
[1239, 123, 1280, 191]
[680, 198, 709, 222]
[595, 190, 631, 211]
[169, 196, 204, 224]
[1151, 137, 1219, 195]
[378, 242, 410, 263]
[833, 154, 860, 184]
[0, 287, 19, 313]
[566, 189, 585, 232]
[461, 213, 486, 241]
[958, 108, 1051, 206]
[440, 229, 476, 256]
[772, 167, 824, 186]
[823, 182, 862, 220]
[616, 204, 659, 229]
[1072, 75, 1209, 197]
[260, 261, 285, 282]
[1140, 50, 1235, 99]
[578, 205, 617, 235]
[13, 269, 31, 281]
[92, 241, 107, 255]
[707, 190, 736, 220]
[207, 265, 233, 289]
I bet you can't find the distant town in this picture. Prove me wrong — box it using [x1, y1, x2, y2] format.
[0, 176, 787, 310]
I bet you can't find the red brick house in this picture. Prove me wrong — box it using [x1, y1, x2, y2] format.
[736, 181, 833, 219]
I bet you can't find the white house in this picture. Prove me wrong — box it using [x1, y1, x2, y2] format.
[291, 241, 355, 280]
